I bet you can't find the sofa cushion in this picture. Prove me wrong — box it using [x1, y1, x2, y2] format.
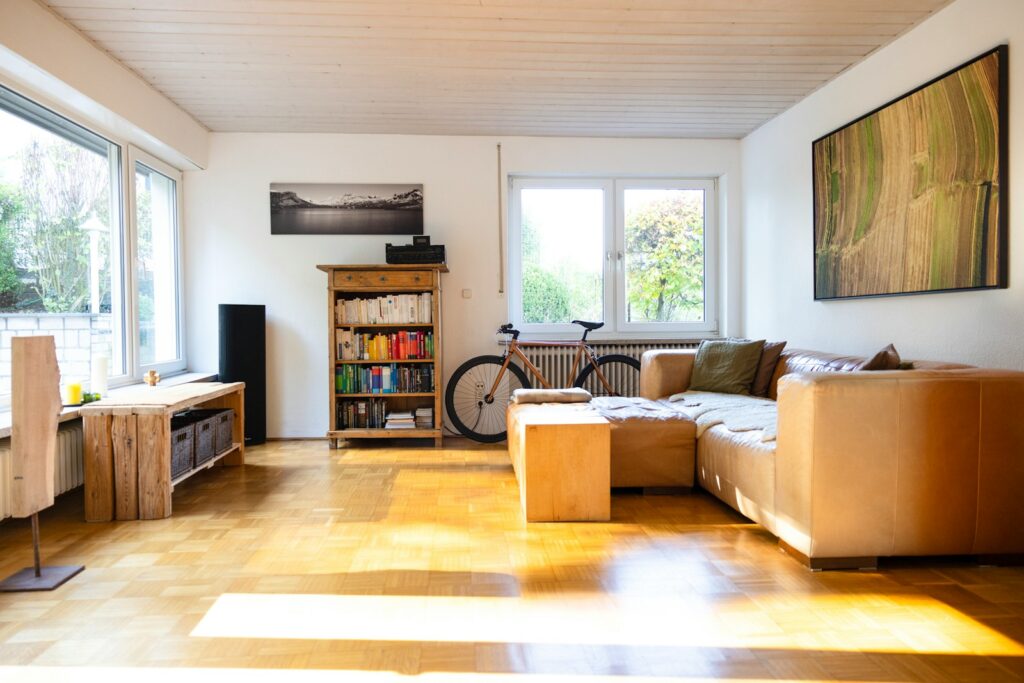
[858, 343, 901, 371]
[511, 388, 592, 404]
[590, 397, 696, 487]
[697, 424, 777, 534]
[689, 339, 765, 395]
[666, 391, 777, 441]
[751, 341, 787, 397]
[767, 347, 905, 399]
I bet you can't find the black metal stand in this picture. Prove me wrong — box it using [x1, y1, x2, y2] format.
[0, 512, 84, 592]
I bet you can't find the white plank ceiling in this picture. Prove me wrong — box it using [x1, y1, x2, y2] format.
[41, 0, 952, 138]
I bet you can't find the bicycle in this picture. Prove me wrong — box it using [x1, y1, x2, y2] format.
[445, 320, 641, 443]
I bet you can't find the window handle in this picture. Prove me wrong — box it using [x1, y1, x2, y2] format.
[606, 251, 612, 262]
[617, 251, 623, 261]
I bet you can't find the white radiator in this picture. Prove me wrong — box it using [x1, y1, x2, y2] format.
[0, 421, 84, 521]
[519, 340, 699, 396]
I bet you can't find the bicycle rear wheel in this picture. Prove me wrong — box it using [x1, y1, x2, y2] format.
[573, 354, 641, 397]
[445, 355, 531, 443]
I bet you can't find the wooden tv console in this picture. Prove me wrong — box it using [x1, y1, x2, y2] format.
[80, 382, 245, 522]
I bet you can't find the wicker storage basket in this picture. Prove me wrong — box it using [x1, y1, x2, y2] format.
[183, 409, 233, 463]
[212, 410, 234, 453]
[191, 412, 218, 466]
[170, 416, 195, 479]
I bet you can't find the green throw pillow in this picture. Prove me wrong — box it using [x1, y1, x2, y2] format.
[689, 339, 766, 395]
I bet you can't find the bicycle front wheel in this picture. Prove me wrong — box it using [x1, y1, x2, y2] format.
[574, 354, 641, 397]
[445, 355, 531, 443]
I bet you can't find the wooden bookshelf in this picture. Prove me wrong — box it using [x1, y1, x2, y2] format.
[318, 264, 448, 448]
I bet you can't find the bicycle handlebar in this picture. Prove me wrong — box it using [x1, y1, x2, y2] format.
[498, 323, 521, 340]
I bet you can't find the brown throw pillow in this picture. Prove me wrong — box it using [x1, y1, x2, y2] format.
[858, 343, 901, 371]
[751, 340, 787, 397]
[689, 339, 765, 395]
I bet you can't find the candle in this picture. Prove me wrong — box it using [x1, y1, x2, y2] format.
[65, 382, 83, 406]
[91, 355, 109, 397]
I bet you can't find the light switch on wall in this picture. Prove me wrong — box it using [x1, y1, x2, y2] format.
[462, 289, 472, 299]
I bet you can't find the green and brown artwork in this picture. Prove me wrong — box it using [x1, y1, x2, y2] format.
[813, 48, 1005, 299]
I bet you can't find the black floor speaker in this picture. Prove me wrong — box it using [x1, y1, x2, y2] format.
[219, 304, 266, 445]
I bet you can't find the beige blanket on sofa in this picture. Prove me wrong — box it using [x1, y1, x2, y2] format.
[666, 391, 777, 442]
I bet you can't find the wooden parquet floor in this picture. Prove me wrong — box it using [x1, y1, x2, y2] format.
[0, 439, 1023, 682]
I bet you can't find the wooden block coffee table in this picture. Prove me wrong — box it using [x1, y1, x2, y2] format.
[506, 403, 610, 522]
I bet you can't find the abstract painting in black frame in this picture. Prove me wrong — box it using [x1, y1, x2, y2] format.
[813, 45, 1008, 300]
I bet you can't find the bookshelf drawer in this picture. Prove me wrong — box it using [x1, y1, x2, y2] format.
[334, 270, 431, 288]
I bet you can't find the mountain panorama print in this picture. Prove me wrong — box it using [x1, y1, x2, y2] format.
[270, 183, 424, 235]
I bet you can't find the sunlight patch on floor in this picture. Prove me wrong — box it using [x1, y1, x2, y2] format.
[191, 592, 1024, 656]
[0, 667, 784, 683]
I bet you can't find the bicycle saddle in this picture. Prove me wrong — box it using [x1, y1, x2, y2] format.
[571, 320, 604, 331]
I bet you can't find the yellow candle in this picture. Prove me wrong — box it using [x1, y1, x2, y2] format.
[66, 382, 83, 406]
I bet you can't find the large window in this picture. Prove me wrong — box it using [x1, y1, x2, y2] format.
[509, 177, 717, 337]
[0, 85, 184, 408]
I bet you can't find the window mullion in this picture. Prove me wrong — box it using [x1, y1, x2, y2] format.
[106, 145, 129, 386]
[124, 149, 141, 381]
[604, 179, 618, 334]
[508, 177, 523, 329]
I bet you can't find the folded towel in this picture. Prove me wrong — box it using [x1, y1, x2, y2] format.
[511, 388, 593, 404]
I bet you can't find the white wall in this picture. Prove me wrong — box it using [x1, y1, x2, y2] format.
[0, 0, 208, 169]
[185, 134, 740, 437]
[741, 0, 1023, 368]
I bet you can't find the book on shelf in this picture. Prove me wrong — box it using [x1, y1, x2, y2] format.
[336, 293, 432, 325]
[336, 330, 434, 361]
[335, 364, 434, 394]
[384, 410, 416, 430]
[414, 407, 434, 429]
[336, 402, 433, 431]
[336, 397, 388, 429]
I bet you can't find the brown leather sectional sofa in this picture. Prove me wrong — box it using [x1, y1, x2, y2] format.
[640, 348, 1024, 569]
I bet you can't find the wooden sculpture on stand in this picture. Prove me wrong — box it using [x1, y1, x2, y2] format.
[0, 336, 84, 591]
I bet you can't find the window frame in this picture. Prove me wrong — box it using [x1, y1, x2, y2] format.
[507, 176, 614, 337]
[508, 175, 718, 339]
[0, 80, 187, 391]
[127, 146, 187, 378]
[615, 178, 718, 335]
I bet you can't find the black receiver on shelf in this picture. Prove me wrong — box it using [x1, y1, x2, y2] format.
[386, 235, 446, 265]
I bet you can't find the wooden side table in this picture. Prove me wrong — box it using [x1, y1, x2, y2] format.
[506, 403, 611, 522]
[80, 382, 245, 521]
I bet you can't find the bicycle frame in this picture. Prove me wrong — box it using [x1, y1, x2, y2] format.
[485, 337, 616, 398]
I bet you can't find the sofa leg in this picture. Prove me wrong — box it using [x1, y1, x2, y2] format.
[778, 540, 877, 571]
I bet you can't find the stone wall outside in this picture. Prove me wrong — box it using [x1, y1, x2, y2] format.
[0, 314, 112, 409]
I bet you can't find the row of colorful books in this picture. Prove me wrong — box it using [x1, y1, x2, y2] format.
[336, 330, 434, 361]
[336, 293, 432, 325]
[335, 364, 434, 394]
[336, 401, 435, 430]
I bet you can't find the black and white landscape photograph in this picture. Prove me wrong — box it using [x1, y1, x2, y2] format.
[270, 182, 424, 235]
